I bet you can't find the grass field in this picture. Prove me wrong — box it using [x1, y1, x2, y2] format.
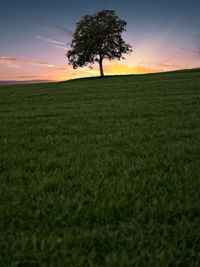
[0, 69, 200, 266]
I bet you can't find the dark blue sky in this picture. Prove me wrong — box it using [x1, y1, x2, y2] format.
[1, 0, 200, 81]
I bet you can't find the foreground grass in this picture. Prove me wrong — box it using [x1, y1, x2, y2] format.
[0, 69, 200, 266]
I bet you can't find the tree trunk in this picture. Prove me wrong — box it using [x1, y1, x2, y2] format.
[99, 57, 104, 77]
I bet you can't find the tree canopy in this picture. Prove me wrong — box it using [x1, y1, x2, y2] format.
[66, 10, 132, 77]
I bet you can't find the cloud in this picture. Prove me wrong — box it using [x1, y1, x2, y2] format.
[35, 34, 66, 45]
[180, 34, 200, 58]
[195, 34, 200, 56]
[47, 24, 73, 38]
[55, 45, 68, 50]
[0, 56, 20, 68]
[18, 75, 38, 79]
[196, 48, 200, 56]
[29, 61, 54, 67]
[0, 56, 18, 61]
[35, 34, 69, 50]
[156, 60, 180, 69]
[180, 47, 200, 57]
[0, 56, 54, 68]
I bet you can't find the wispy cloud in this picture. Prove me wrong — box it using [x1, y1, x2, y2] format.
[180, 34, 200, 58]
[18, 75, 38, 79]
[55, 45, 68, 50]
[195, 34, 200, 56]
[156, 60, 180, 69]
[44, 23, 73, 38]
[0, 56, 18, 61]
[0, 56, 54, 68]
[180, 47, 200, 57]
[49, 24, 73, 37]
[35, 34, 66, 45]
[29, 61, 54, 67]
[0, 56, 20, 68]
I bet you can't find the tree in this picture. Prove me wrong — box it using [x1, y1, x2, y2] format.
[66, 9, 132, 77]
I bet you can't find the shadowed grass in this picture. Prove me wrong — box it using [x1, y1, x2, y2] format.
[0, 69, 200, 266]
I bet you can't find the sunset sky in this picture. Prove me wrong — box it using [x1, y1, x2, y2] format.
[0, 0, 200, 81]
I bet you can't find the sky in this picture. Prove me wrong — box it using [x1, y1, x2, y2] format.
[0, 0, 200, 81]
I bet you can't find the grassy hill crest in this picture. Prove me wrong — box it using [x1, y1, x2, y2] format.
[0, 68, 200, 266]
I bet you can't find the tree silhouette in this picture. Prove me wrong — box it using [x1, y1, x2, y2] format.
[66, 10, 132, 77]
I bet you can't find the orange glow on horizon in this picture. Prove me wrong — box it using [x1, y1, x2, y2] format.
[48, 62, 163, 82]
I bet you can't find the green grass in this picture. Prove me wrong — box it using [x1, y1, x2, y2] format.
[0, 69, 200, 266]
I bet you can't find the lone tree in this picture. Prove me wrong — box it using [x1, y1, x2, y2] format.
[66, 10, 132, 77]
